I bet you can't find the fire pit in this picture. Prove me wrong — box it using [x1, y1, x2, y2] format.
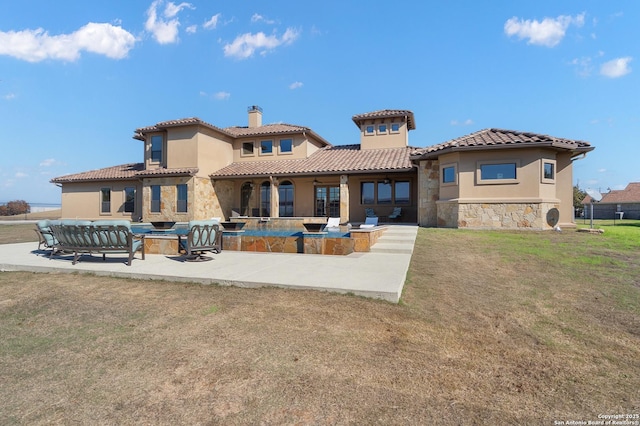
[303, 223, 325, 233]
[221, 221, 246, 231]
[151, 221, 176, 230]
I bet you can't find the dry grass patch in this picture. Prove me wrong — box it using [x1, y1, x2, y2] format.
[1, 225, 639, 424]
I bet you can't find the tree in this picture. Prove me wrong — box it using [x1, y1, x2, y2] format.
[573, 185, 587, 217]
[0, 200, 31, 216]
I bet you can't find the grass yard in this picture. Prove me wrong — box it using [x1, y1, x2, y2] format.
[0, 222, 638, 424]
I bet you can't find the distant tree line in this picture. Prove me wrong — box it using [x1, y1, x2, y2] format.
[0, 200, 31, 216]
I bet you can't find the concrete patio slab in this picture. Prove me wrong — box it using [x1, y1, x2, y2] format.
[0, 225, 418, 303]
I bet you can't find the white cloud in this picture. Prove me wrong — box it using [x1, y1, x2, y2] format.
[0, 23, 136, 62]
[223, 28, 300, 59]
[204, 13, 221, 30]
[3, 93, 16, 100]
[289, 81, 303, 90]
[450, 119, 474, 126]
[15, 172, 28, 178]
[213, 91, 230, 100]
[598, 168, 607, 173]
[600, 57, 632, 78]
[251, 14, 276, 25]
[145, 0, 194, 44]
[504, 13, 585, 47]
[39, 158, 56, 167]
[185, 25, 197, 34]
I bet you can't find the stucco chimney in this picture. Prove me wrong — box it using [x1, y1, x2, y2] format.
[248, 105, 263, 128]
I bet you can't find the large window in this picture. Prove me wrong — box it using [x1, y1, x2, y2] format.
[124, 187, 135, 213]
[151, 185, 161, 213]
[151, 135, 163, 163]
[377, 181, 392, 204]
[177, 184, 187, 213]
[100, 188, 111, 214]
[477, 160, 519, 184]
[279, 181, 294, 217]
[240, 182, 253, 216]
[361, 180, 411, 204]
[260, 181, 270, 216]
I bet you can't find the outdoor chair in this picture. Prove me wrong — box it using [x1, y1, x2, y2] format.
[35, 220, 59, 252]
[326, 217, 340, 230]
[360, 216, 378, 228]
[388, 207, 402, 221]
[365, 208, 377, 217]
[179, 220, 221, 262]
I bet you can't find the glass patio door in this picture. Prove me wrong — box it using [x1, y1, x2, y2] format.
[315, 186, 340, 217]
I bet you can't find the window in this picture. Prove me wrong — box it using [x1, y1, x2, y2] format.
[477, 160, 519, 184]
[260, 181, 270, 216]
[377, 124, 388, 134]
[260, 140, 273, 155]
[361, 182, 375, 204]
[151, 185, 161, 213]
[240, 182, 253, 216]
[242, 142, 254, 156]
[279, 138, 293, 153]
[124, 187, 135, 213]
[390, 123, 400, 133]
[441, 164, 457, 185]
[279, 181, 294, 217]
[542, 160, 555, 184]
[395, 181, 410, 204]
[101, 188, 111, 214]
[377, 181, 392, 204]
[362, 180, 411, 204]
[177, 184, 187, 213]
[365, 125, 374, 135]
[151, 135, 163, 163]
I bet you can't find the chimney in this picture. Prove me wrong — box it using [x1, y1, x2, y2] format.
[248, 105, 263, 128]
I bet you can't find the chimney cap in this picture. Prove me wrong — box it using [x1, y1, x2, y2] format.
[248, 105, 263, 113]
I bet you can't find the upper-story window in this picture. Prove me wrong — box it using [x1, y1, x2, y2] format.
[151, 185, 161, 212]
[390, 123, 400, 133]
[279, 138, 293, 154]
[377, 124, 388, 134]
[441, 163, 458, 185]
[151, 135, 163, 163]
[260, 140, 273, 155]
[242, 142, 255, 156]
[365, 125, 375, 135]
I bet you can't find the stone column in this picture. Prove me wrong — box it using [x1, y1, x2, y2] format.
[270, 176, 279, 218]
[340, 174, 349, 223]
[418, 160, 440, 227]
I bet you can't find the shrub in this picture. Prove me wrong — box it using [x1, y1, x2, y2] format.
[0, 200, 31, 216]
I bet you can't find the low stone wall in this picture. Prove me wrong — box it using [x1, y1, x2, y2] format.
[228, 217, 325, 230]
[438, 201, 560, 230]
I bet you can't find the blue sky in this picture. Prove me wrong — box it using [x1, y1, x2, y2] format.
[1, 0, 638, 204]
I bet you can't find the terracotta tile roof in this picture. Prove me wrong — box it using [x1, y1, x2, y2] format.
[50, 163, 197, 183]
[134, 117, 231, 139]
[210, 145, 416, 178]
[411, 128, 594, 160]
[583, 183, 640, 204]
[352, 109, 416, 130]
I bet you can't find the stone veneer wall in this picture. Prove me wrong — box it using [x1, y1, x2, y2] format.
[418, 160, 440, 227]
[438, 201, 560, 230]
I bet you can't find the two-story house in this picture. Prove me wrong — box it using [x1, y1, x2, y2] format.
[51, 106, 594, 230]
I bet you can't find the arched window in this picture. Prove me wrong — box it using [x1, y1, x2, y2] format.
[279, 180, 294, 217]
[260, 181, 271, 216]
[240, 182, 252, 216]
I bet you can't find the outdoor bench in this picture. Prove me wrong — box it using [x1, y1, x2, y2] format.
[48, 220, 145, 266]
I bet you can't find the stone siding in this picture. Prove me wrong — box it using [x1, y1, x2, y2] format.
[442, 202, 560, 230]
[418, 160, 440, 227]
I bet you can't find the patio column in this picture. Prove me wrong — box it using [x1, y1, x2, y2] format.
[340, 174, 349, 223]
[270, 176, 279, 218]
